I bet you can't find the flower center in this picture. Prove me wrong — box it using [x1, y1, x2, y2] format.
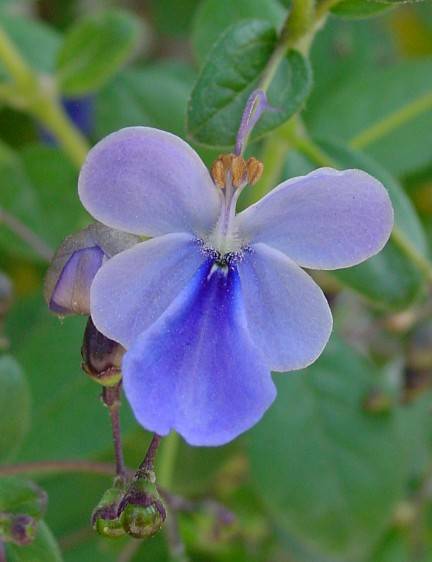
[206, 153, 263, 254]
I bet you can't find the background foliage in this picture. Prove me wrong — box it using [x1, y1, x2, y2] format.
[0, 0, 432, 561]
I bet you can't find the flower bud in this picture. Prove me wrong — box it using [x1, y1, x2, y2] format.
[81, 317, 123, 386]
[0, 513, 36, 545]
[44, 223, 139, 316]
[91, 480, 127, 538]
[118, 472, 166, 539]
[0, 272, 13, 319]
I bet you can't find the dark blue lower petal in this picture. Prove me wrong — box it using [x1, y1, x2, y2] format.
[122, 260, 276, 446]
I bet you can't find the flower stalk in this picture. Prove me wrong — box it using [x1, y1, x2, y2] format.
[101, 384, 126, 478]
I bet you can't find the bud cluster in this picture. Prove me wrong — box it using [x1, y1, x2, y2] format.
[91, 471, 166, 540]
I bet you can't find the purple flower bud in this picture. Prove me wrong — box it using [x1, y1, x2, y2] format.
[0, 273, 13, 319]
[91, 479, 127, 538]
[81, 317, 124, 386]
[0, 513, 36, 546]
[44, 223, 139, 316]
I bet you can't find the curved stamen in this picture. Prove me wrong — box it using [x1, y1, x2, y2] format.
[208, 154, 263, 254]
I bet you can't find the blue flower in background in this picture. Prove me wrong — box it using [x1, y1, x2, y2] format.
[78, 126, 394, 446]
[39, 96, 94, 144]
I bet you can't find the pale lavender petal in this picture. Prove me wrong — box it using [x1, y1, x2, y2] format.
[79, 127, 221, 237]
[90, 233, 207, 348]
[237, 168, 394, 270]
[238, 243, 333, 371]
[122, 261, 276, 446]
[49, 246, 104, 315]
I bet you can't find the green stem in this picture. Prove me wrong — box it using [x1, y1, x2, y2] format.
[253, 0, 342, 198]
[391, 227, 432, 283]
[0, 26, 89, 168]
[244, 133, 288, 207]
[290, 135, 339, 169]
[0, 27, 32, 84]
[350, 91, 432, 150]
[157, 432, 180, 489]
[30, 95, 89, 168]
[315, 0, 344, 20]
[259, 0, 315, 92]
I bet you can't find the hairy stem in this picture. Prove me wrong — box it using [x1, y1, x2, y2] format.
[101, 384, 126, 478]
[138, 433, 161, 475]
[0, 26, 89, 168]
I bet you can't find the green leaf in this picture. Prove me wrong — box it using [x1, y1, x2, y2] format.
[0, 356, 31, 462]
[169, 441, 239, 494]
[0, 143, 83, 260]
[304, 58, 432, 176]
[187, 20, 312, 148]
[7, 297, 135, 461]
[56, 10, 141, 95]
[247, 336, 409, 561]
[369, 530, 411, 562]
[192, 0, 285, 62]
[150, 0, 201, 38]
[331, 0, 393, 17]
[0, 477, 46, 518]
[95, 64, 193, 138]
[20, 145, 84, 246]
[4, 521, 63, 562]
[0, 14, 60, 79]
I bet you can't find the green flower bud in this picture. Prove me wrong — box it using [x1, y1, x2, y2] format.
[118, 472, 166, 539]
[121, 503, 165, 539]
[91, 480, 127, 538]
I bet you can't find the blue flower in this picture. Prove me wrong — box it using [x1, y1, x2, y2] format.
[78, 126, 394, 446]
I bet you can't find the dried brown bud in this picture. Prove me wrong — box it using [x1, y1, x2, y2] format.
[246, 157, 264, 185]
[81, 317, 124, 386]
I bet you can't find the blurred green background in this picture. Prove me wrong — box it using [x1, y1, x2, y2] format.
[0, 0, 432, 561]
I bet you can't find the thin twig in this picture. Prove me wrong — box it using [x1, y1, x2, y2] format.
[0, 460, 121, 478]
[0, 207, 53, 262]
[102, 384, 126, 478]
[138, 433, 161, 475]
[0, 540, 6, 562]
